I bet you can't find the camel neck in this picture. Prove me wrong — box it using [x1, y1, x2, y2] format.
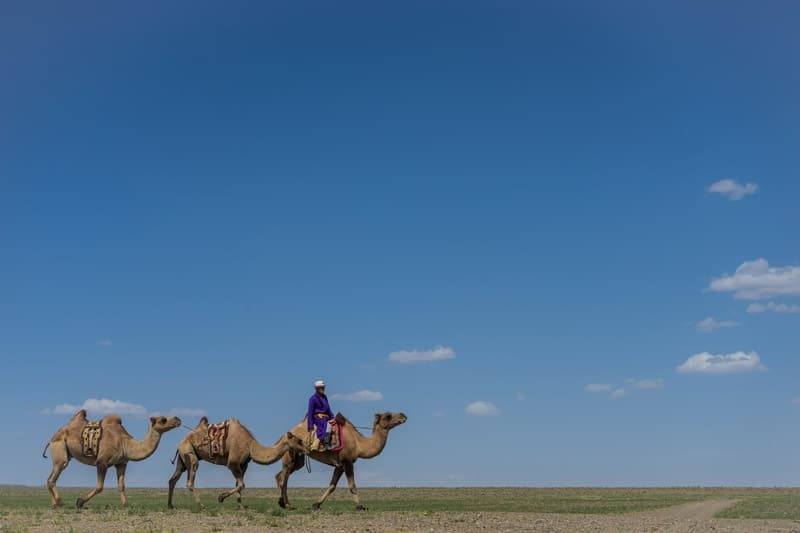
[249, 437, 287, 465]
[354, 424, 389, 459]
[124, 427, 161, 461]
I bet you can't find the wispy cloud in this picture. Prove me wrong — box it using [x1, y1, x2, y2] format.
[695, 316, 738, 333]
[584, 384, 614, 393]
[677, 351, 765, 375]
[42, 398, 205, 418]
[331, 390, 383, 402]
[707, 179, 758, 200]
[515, 392, 526, 401]
[465, 401, 500, 416]
[626, 378, 664, 390]
[610, 388, 626, 399]
[97, 340, 113, 347]
[388, 345, 455, 364]
[708, 259, 800, 301]
[747, 301, 800, 314]
[585, 383, 624, 399]
[586, 379, 662, 399]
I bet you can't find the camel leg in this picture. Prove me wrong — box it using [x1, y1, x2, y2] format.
[46, 441, 69, 507]
[312, 465, 343, 510]
[185, 453, 202, 507]
[115, 464, 128, 507]
[276, 451, 305, 509]
[76, 465, 107, 509]
[167, 455, 187, 509]
[236, 462, 249, 509]
[218, 464, 246, 508]
[344, 461, 366, 510]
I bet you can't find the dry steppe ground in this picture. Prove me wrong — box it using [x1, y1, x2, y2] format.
[2, 486, 800, 532]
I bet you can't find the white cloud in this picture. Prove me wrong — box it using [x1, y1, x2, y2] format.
[695, 317, 738, 333]
[332, 390, 383, 402]
[626, 378, 664, 390]
[387, 345, 455, 364]
[584, 384, 614, 393]
[43, 398, 204, 418]
[708, 179, 758, 200]
[48, 398, 148, 417]
[97, 340, 112, 347]
[747, 301, 800, 314]
[516, 392, 526, 401]
[610, 388, 626, 399]
[709, 259, 800, 301]
[465, 401, 500, 416]
[791, 397, 800, 405]
[677, 351, 765, 375]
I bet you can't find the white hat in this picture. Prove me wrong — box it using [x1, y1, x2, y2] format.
[314, 380, 325, 388]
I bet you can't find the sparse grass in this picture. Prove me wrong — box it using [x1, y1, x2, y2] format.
[717, 492, 800, 520]
[3, 486, 729, 515]
[3, 486, 800, 530]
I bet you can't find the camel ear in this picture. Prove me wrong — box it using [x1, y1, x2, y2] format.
[149, 416, 157, 425]
[374, 413, 381, 424]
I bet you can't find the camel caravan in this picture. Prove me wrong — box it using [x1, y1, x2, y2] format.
[43, 380, 407, 511]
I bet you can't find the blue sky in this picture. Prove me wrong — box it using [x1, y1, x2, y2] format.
[2, 1, 799, 487]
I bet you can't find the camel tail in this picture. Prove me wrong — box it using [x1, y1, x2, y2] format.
[42, 442, 50, 459]
[170, 449, 179, 465]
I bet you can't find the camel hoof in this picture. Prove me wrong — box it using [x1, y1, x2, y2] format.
[218, 494, 225, 503]
[167, 504, 175, 510]
[311, 502, 321, 511]
[52, 500, 63, 508]
[356, 505, 368, 511]
[75, 498, 85, 509]
[277, 497, 286, 508]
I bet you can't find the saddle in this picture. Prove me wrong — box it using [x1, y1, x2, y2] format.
[205, 421, 229, 458]
[80, 421, 102, 457]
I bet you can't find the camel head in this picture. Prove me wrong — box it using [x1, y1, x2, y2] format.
[149, 415, 182, 434]
[285, 432, 306, 453]
[373, 412, 408, 431]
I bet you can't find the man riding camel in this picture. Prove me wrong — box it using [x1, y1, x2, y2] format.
[307, 380, 334, 451]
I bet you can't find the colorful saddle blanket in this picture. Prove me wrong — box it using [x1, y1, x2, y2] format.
[81, 421, 102, 457]
[328, 414, 346, 453]
[206, 421, 229, 457]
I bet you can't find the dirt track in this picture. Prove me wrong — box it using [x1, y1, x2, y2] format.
[6, 499, 800, 532]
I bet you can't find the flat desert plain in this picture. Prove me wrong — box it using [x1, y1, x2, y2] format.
[3, 487, 800, 532]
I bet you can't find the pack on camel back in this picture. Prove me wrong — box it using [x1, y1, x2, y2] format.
[204, 420, 230, 458]
[80, 420, 103, 457]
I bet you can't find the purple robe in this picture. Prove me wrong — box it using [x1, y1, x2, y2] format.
[307, 392, 334, 441]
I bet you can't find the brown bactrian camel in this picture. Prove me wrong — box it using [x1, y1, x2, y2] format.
[167, 417, 306, 509]
[43, 409, 181, 508]
[276, 411, 407, 510]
